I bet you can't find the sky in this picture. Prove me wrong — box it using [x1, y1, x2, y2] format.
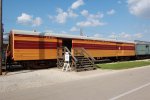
[2, 0, 150, 41]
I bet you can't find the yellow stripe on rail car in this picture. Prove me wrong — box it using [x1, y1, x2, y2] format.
[85, 49, 135, 57]
[13, 49, 57, 61]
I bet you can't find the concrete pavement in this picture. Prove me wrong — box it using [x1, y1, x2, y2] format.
[1, 66, 150, 100]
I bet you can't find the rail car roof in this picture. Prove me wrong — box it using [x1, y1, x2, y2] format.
[11, 29, 135, 44]
[134, 40, 150, 45]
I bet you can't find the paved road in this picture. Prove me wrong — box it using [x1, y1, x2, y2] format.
[1, 66, 150, 100]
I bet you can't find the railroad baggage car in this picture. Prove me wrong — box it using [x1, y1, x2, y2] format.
[72, 39, 135, 59]
[7, 30, 136, 68]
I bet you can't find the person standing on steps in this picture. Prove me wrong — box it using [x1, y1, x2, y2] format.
[62, 52, 71, 71]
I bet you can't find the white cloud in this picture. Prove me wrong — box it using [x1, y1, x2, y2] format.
[32, 17, 42, 27]
[68, 9, 78, 17]
[55, 8, 68, 24]
[134, 33, 143, 38]
[49, 0, 84, 24]
[77, 20, 105, 27]
[93, 33, 103, 37]
[119, 32, 131, 38]
[77, 10, 105, 27]
[17, 13, 32, 25]
[81, 10, 89, 16]
[128, 0, 150, 18]
[54, 8, 78, 24]
[70, 27, 79, 32]
[107, 9, 116, 15]
[109, 32, 117, 39]
[81, 10, 104, 19]
[71, 0, 84, 9]
[17, 13, 42, 27]
[61, 31, 67, 34]
[109, 32, 143, 40]
[3, 34, 9, 41]
[109, 32, 132, 39]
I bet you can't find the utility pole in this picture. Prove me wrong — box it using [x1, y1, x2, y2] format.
[0, 0, 2, 75]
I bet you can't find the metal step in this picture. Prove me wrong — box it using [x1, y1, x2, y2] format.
[75, 55, 95, 71]
[80, 61, 91, 63]
[83, 65, 93, 67]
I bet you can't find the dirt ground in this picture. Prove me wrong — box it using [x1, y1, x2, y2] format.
[1, 59, 150, 93]
[0, 68, 115, 93]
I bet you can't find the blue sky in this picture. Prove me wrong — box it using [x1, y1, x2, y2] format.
[3, 0, 150, 41]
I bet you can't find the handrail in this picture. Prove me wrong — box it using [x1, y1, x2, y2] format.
[73, 47, 96, 62]
[57, 46, 78, 62]
[81, 48, 96, 62]
[57, 46, 78, 69]
[73, 47, 98, 68]
[64, 47, 78, 62]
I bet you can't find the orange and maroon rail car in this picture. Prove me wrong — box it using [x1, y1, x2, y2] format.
[8, 30, 135, 68]
[72, 39, 135, 60]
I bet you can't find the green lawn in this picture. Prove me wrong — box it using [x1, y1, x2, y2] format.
[97, 60, 150, 70]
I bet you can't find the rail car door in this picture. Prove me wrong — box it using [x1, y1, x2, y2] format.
[149, 45, 150, 55]
[62, 39, 72, 52]
[146, 45, 149, 55]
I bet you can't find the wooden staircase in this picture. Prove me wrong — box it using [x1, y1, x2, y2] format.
[75, 56, 96, 71]
[57, 47, 77, 71]
[57, 47, 97, 72]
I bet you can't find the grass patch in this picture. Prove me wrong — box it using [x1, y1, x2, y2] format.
[97, 61, 150, 70]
